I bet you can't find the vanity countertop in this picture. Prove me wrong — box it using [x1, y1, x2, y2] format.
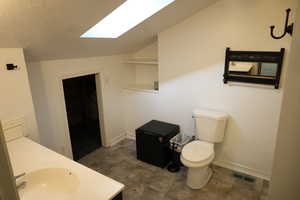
[7, 137, 124, 200]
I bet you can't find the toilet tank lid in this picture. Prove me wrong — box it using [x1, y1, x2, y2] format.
[193, 109, 228, 120]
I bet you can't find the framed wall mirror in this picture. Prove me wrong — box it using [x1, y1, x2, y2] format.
[223, 48, 285, 89]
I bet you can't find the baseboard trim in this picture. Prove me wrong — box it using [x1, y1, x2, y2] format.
[108, 134, 126, 147]
[125, 132, 135, 140]
[213, 159, 271, 181]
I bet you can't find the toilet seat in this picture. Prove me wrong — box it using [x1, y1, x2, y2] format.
[181, 140, 214, 167]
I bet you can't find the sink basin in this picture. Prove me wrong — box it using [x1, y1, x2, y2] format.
[18, 168, 80, 200]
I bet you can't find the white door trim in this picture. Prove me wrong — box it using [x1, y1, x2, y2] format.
[57, 70, 108, 159]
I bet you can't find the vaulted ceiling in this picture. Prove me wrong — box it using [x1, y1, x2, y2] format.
[0, 0, 219, 61]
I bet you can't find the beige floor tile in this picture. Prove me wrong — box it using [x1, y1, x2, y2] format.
[79, 139, 267, 200]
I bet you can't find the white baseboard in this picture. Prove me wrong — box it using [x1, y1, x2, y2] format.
[108, 134, 126, 147]
[125, 132, 135, 140]
[213, 159, 271, 181]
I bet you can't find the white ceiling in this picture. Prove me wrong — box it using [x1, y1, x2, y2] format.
[0, 0, 218, 61]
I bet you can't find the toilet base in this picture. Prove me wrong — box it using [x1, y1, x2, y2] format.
[186, 165, 212, 189]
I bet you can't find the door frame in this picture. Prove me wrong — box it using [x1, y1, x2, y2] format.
[58, 70, 107, 159]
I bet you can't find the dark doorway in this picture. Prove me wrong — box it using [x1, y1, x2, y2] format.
[63, 74, 102, 161]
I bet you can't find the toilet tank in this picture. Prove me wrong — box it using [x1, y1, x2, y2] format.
[193, 109, 228, 143]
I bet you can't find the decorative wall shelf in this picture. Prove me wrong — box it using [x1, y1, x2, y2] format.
[223, 48, 285, 89]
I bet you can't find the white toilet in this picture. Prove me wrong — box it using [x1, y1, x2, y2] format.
[181, 109, 228, 189]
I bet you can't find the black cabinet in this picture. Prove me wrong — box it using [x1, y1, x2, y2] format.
[136, 120, 180, 168]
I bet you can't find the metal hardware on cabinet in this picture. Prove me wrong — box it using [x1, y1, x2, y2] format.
[270, 8, 294, 40]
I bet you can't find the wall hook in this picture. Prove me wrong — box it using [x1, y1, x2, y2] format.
[6, 64, 18, 70]
[270, 8, 294, 40]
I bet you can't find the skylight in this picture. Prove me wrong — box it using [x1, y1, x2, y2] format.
[81, 0, 175, 38]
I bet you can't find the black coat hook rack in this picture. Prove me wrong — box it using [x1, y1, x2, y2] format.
[270, 8, 294, 40]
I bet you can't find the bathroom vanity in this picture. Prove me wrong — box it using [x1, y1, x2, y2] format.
[7, 137, 124, 200]
[3, 118, 124, 200]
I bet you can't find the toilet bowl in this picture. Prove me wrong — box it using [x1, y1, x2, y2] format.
[181, 140, 215, 189]
[181, 109, 228, 189]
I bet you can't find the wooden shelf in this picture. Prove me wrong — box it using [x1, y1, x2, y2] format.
[124, 60, 158, 65]
[123, 84, 159, 94]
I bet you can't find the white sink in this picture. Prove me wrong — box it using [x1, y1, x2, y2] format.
[18, 168, 80, 200]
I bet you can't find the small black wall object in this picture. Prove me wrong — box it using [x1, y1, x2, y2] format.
[6, 64, 18, 70]
[270, 8, 294, 40]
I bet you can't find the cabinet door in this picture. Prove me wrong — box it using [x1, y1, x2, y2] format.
[136, 130, 166, 167]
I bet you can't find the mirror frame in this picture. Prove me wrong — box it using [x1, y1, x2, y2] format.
[223, 48, 285, 89]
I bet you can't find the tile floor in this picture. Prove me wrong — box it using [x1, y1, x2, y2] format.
[79, 139, 269, 200]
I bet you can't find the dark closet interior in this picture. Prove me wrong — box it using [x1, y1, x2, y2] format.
[63, 74, 102, 161]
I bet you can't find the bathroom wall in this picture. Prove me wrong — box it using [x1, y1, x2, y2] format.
[269, 0, 300, 198]
[0, 48, 39, 142]
[133, 42, 158, 59]
[27, 55, 129, 157]
[123, 0, 298, 180]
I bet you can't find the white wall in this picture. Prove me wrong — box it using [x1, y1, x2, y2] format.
[135, 66, 158, 86]
[0, 48, 39, 142]
[269, 0, 300, 198]
[27, 55, 129, 157]
[133, 42, 158, 59]
[123, 0, 298, 180]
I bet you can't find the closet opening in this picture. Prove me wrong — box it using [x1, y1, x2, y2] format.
[62, 74, 102, 161]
